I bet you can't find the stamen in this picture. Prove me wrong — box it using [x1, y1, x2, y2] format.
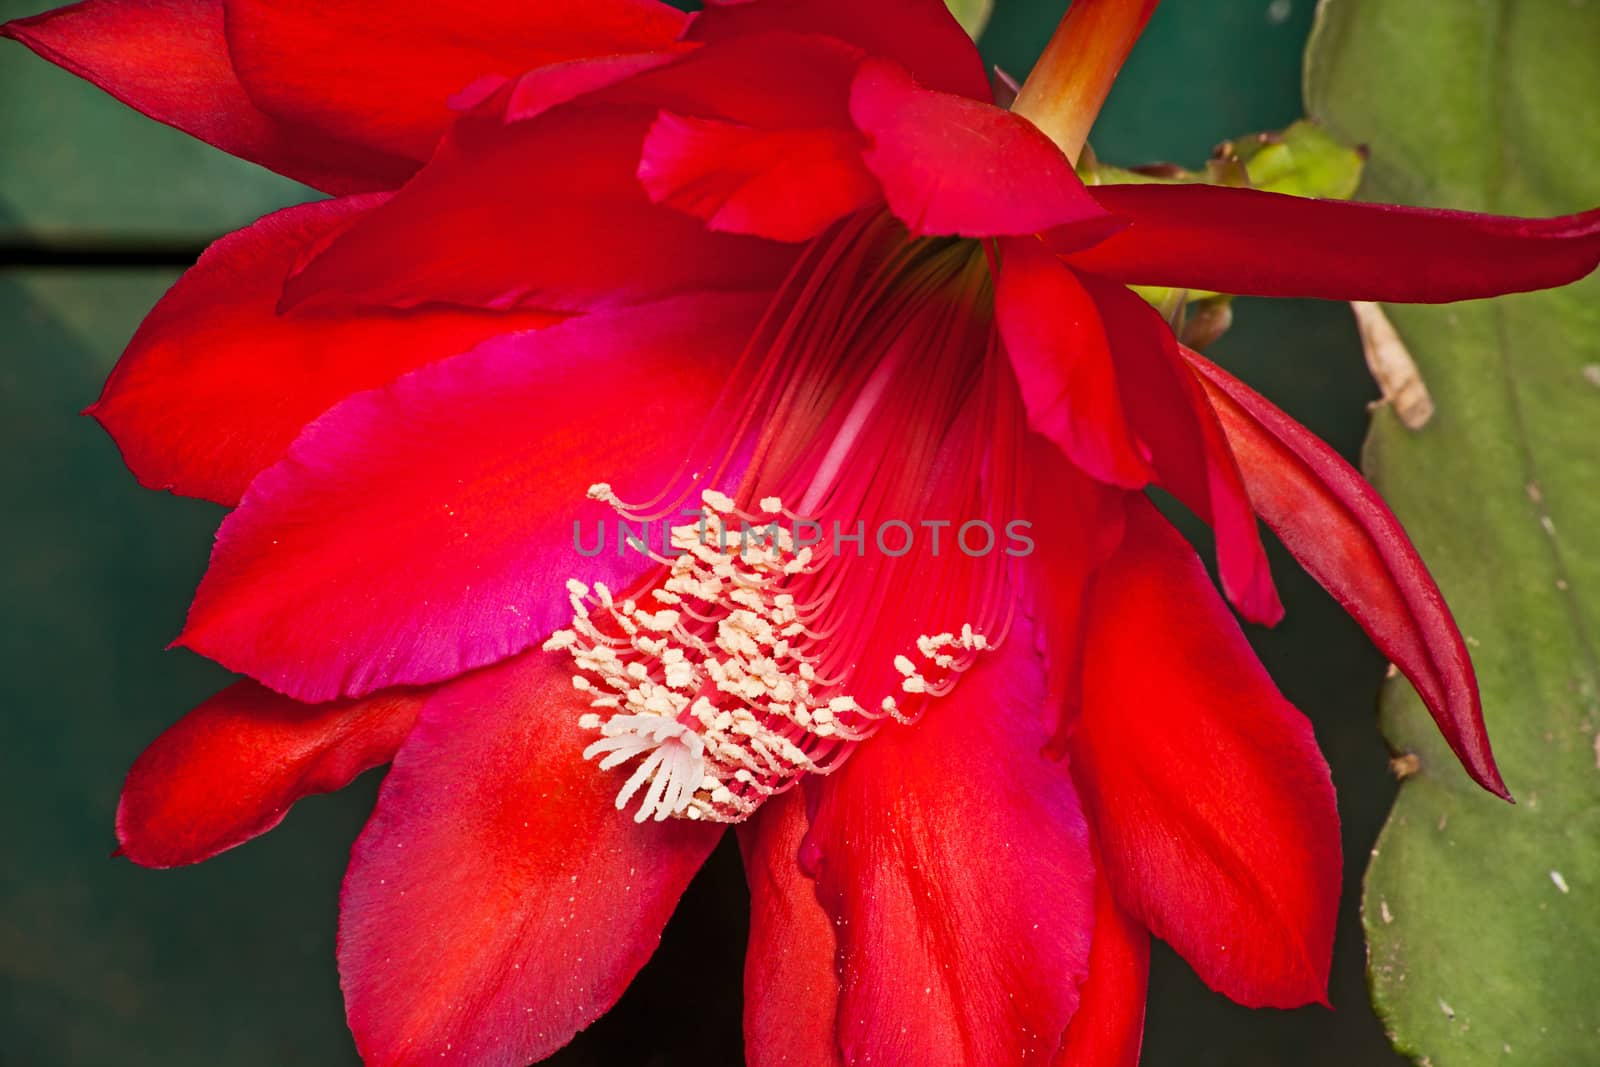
[546, 490, 993, 823]
[796, 346, 903, 517]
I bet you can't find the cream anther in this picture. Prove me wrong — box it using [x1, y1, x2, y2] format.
[700, 489, 737, 513]
[547, 491, 994, 822]
[586, 482, 621, 507]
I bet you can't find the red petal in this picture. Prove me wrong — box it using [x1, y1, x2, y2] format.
[1020, 435, 1128, 765]
[688, 0, 991, 101]
[91, 194, 559, 506]
[1092, 274, 1283, 623]
[178, 293, 764, 703]
[282, 103, 794, 312]
[491, 48, 691, 124]
[338, 650, 722, 1066]
[850, 59, 1115, 238]
[223, 0, 687, 163]
[116, 680, 423, 868]
[1067, 184, 1600, 301]
[2, 0, 410, 193]
[611, 29, 863, 129]
[997, 239, 1152, 487]
[639, 112, 877, 241]
[622, 30, 879, 240]
[1071, 498, 1340, 1008]
[1052, 849, 1150, 1067]
[738, 791, 844, 1067]
[1183, 348, 1507, 797]
[802, 617, 1095, 1066]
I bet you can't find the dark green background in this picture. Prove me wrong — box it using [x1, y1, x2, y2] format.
[1, 1, 1408, 1063]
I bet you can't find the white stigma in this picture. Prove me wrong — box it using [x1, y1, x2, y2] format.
[582, 715, 706, 823]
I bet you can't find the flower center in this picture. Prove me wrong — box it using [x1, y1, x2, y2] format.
[548, 211, 1025, 823]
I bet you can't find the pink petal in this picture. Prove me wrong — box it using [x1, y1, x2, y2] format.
[339, 650, 722, 1065]
[91, 194, 560, 506]
[688, 0, 992, 102]
[116, 680, 424, 868]
[1052, 848, 1150, 1067]
[1091, 274, 1283, 623]
[997, 238, 1152, 487]
[178, 292, 764, 702]
[638, 112, 877, 241]
[1066, 184, 1600, 301]
[1071, 498, 1340, 1008]
[281, 104, 795, 313]
[1184, 347, 1507, 797]
[222, 0, 688, 163]
[802, 615, 1095, 1065]
[849, 59, 1116, 238]
[3, 0, 408, 192]
[738, 791, 844, 1067]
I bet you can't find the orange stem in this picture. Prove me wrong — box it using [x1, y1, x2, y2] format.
[1011, 0, 1160, 164]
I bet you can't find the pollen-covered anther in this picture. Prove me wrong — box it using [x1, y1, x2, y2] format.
[546, 489, 992, 822]
[895, 626, 991, 698]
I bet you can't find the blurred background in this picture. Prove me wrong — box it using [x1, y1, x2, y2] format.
[0, 1, 1409, 1063]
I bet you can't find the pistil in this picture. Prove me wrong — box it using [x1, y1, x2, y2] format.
[1011, 0, 1160, 163]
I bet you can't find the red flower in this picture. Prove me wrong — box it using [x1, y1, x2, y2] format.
[8, 1, 1599, 1064]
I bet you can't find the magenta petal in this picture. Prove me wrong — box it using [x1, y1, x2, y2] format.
[1185, 347, 1507, 798]
[339, 650, 722, 1066]
[178, 293, 765, 702]
[849, 59, 1114, 238]
[802, 615, 1095, 1065]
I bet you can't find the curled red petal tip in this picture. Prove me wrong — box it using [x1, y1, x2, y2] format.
[1184, 347, 1509, 800]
